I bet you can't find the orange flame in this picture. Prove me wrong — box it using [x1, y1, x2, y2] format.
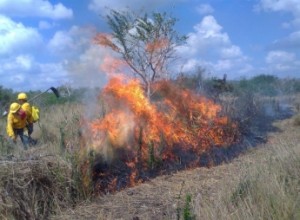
[88, 31, 240, 193]
[84, 77, 239, 193]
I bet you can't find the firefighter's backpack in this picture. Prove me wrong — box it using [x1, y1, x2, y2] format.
[32, 106, 40, 122]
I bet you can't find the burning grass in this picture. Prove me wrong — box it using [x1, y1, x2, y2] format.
[0, 82, 297, 219]
[81, 78, 240, 194]
[51, 115, 300, 220]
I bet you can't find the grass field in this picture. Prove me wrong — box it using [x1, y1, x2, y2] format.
[49, 115, 300, 220]
[0, 97, 299, 220]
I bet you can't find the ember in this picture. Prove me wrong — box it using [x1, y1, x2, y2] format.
[83, 77, 240, 194]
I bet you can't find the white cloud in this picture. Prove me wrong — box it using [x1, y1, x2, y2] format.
[0, 24, 111, 91]
[15, 55, 33, 70]
[0, 58, 27, 88]
[0, 53, 70, 90]
[256, 0, 300, 28]
[0, 15, 43, 56]
[47, 26, 97, 58]
[215, 59, 233, 71]
[65, 45, 109, 88]
[256, 0, 300, 15]
[0, 0, 73, 19]
[270, 30, 300, 50]
[0, 55, 33, 73]
[176, 15, 251, 78]
[266, 50, 295, 64]
[48, 25, 109, 88]
[255, 0, 300, 77]
[178, 16, 230, 58]
[195, 16, 225, 38]
[37, 62, 69, 85]
[48, 31, 74, 54]
[264, 50, 300, 75]
[220, 46, 242, 59]
[0, 14, 76, 90]
[196, 4, 214, 15]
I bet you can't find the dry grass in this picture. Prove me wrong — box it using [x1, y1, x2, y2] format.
[0, 99, 299, 220]
[50, 117, 300, 220]
[0, 157, 72, 220]
[0, 103, 83, 156]
[193, 119, 300, 220]
[293, 113, 300, 126]
[0, 103, 84, 219]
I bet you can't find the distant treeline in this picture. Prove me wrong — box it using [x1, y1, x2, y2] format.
[0, 86, 101, 112]
[1, 74, 300, 111]
[232, 74, 300, 96]
[175, 73, 300, 98]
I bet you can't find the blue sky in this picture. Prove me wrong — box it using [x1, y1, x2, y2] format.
[0, 0, 299, 91]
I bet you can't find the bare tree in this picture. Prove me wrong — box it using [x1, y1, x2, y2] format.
[94, 10, 187, 98]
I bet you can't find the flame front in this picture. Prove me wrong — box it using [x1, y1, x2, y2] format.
[86, 77, 239, 193]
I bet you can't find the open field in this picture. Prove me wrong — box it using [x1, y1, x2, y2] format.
[50, 116, 300, 220]
[0, 96, 299, 220]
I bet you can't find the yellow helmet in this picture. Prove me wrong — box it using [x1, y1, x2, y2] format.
[10, 102, 21, 113]
[17, 92, 27, 100]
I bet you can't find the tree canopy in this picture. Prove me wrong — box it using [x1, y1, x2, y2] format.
[95, 10, 187, 98]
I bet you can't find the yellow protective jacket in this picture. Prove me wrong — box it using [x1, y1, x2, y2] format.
[21, 102, 34, 124]
[6, 112, 27, 139]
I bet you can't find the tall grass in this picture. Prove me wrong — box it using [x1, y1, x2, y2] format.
[192, 123, 300, 220]
[1, 95, 299, 219]
[0, 103, 93, 219]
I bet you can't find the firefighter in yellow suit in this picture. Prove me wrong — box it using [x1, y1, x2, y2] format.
[17, 92, 37, 145]
[6, 102, 28, 148]
[17, 93, 34, 135]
